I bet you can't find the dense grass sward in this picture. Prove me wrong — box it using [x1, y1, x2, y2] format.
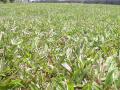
[0, 3, 120, 90]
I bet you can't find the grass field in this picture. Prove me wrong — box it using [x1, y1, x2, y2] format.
[0, 3, 120, 90]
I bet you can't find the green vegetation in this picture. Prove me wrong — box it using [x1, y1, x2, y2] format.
[0, 3, 120, 90]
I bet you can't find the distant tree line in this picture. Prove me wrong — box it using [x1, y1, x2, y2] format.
[0, 0, 120, 4]
[0, 0, 15, 3]
[29, 0, 120, 4]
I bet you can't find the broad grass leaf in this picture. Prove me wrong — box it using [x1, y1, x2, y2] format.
[0, 32, 4, 41]
[61, 62, 72, 73]
[66, 48, 72, 59]
[9, 79, 24, 88]
[67, 82, 74, 90]
[115, 77, 120, 89]
[104, 70, 114, 89]
[82, 83, 92, 90]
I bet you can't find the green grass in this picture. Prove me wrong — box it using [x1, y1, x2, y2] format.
[0, 3, 120, 90]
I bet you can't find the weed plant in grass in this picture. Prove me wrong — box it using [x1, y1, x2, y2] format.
[0, 3, 120, 90]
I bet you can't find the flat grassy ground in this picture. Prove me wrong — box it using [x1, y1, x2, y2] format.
[0, 3, 120, 90]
